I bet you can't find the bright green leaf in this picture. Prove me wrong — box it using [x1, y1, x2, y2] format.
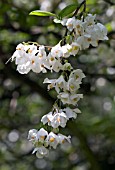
[29, 10, 56, 17]
[58, 3, 78, 18]
[105, 22, 112, 32]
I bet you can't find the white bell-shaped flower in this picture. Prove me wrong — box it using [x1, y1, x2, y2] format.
[37, 128, 48, 143]
[70, 42, 80, 56]
[46, 132, 59, 149]
[62, 44, 72, 58]
[55, 75, 67, 93]
[96, 23, 108, 40]
[58, 92, 83, 105]
[74, 19, 84, 36]
[66, 17, 76, 31]
[51, 43, 63, 58]
[43, 78, 56, 90]
[69, 69, 85, 84]
[67, 78, 80, 93]
[84, 14, 96, 26]
[32, 146, 49, 158]
[70, 93, 83, 106]
[41, 112, 53, 126]
[50, 111, 68, 128]
[28, 129, 37, 141]
[58, 92, 70, 105]
[58, 133, 71, 144]
[63, 107, 81, 119]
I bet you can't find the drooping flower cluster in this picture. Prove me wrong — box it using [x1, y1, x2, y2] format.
[11, 42, 81, 74]
[11, 15, 108, 75]
[10, 12, 108, 158]
[41, 107, 81, 128]
[28, 128, 71, 158]
[59, 14, 108, 49]
[44, 69, 85, 105]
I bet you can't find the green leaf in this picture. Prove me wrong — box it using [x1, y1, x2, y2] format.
[29, 10, 56, 17]
[58, 3, 78, 18]
[105, 22, 112, 32]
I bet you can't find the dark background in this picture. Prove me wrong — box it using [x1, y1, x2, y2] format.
[0, 0, 115, 170]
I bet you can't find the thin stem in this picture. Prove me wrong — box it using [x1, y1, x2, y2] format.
[24, 41, 52, 49]
[72, 0, 86, 17]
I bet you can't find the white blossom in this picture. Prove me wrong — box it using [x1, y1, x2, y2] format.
[61, 18, 68, 26]
[84, 14, 96, 26]
[43, 78, 56, 90]
[70, 42, 80, 56]
[41, 112, 53, 126]
[69, 69, 85, 83]
[96, 23, 108, 40]
[63, 107, 81, 119]
[62, 44, 72, 58]
[41, 110, 68, 128]
[58, 134, 71, 144]
[28, 129, 37, 141]
[67, 78, 80, 93]
[46, 132, 59, 149]
[62, 62, 73, 71]
[66, 17, 76, 31]
[33, 146, 49, 158]
[50, 111, 68, 128]
[50, 43, 63, 58]
[74, 19, 84, 36]
[55, 75, 67, 93]
[58, 92, 83, 105]
[51, 59, 63, 72]
[37, 128, 48, 143]
[70, 93, 83, 105]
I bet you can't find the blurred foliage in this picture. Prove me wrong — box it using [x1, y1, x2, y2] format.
[0, 0, 115, 170]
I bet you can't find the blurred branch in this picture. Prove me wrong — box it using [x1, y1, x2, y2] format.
[68, 121, 102, 170]
[2, 64, 55, 104]
[104, 0, 115, 5]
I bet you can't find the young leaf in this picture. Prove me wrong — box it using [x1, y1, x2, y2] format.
[58, 4, 78, 18]
[29, 10, 56, 17]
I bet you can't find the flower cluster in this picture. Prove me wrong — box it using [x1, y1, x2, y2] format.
[28, 128, 71, 158]
[11, 15, 108, 75]
[60, 14, 108, 49]
[11, 11, 108, 158]
[11, 42, 82, 74]
[41, 107, 81, 128]
[44, 69, 85, 105]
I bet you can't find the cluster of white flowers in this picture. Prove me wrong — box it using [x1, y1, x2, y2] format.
[11, 14, 108, 75]
[11, 42, 82, 74]
[11, 12, 108, 158]
[28, 128, 71, 158]
[44, 69, 85, 105]
[59, 14, 108, 50]
[41, 107, 81, 128]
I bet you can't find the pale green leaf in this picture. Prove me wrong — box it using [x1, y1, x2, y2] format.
[29, 10, 56, 17]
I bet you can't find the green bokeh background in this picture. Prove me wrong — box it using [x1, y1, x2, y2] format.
[0, 0, 115, 170]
